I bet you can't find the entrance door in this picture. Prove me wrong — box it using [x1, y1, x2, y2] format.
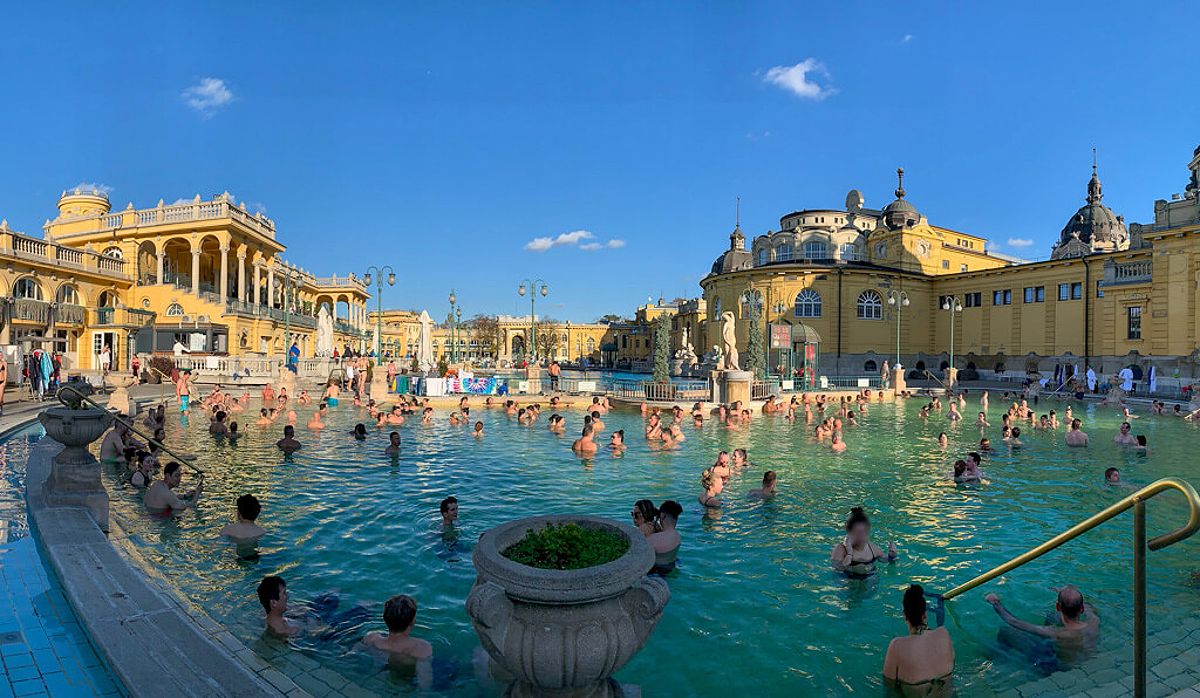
[92, 331, 117, 371]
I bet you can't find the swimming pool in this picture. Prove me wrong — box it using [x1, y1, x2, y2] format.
[99, 396, 1200, 696]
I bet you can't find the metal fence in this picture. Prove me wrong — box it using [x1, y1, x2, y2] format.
[609, 379, 711, 402]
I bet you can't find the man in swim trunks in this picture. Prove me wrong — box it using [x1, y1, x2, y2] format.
[144, 461, 202, 513]
[99, 422, 139, 461]
[572, 425, 598, 455]
[175, 370, 192, 414]
[985, 586, 1099, 670]
[220, 494, 266, 540]
[647, 500, 682, 574]
[362, 595, 433, 689]
[1113, 421, 1137, 446]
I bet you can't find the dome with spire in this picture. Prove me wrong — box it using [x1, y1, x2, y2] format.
[711, 222, 752, 274]
[881, 168, 920, 228]
[1050, 162, 1128, 260]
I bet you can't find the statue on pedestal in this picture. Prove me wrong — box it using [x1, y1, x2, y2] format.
[718, 311, 740, 371]
[316, 307, 335, 357]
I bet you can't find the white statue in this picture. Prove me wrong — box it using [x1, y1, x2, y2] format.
[417, 310, 436, 375]
[316, 306, 334, 357]
[718, 311, 740, 371]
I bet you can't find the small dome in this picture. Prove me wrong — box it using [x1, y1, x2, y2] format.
[882, 168, 920, 228]
[1051, 165, 1128, 259]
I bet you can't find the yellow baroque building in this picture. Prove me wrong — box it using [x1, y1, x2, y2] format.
[702, 146, 1200, 384]
[1, 188, 372, 372]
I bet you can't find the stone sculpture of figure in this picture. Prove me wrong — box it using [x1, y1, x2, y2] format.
[316, 306, 334, 357]
[719, 311, 740, 371]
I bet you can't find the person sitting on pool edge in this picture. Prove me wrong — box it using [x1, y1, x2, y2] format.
[647, 500, 682, 575]
[882, 584, 954, 694]
[276, 425, 302, 453]
[362, 595, 433, 687]
[220, 494, 266, 540]
[984, 586, 1100, 670]
[440, 496, 458, 528]
[830, 507, 897, 578]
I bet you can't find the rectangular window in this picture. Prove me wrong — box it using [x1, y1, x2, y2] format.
[1127, 306, 1142, 339]
[1096, 281, 1104, 298]
[993, 290, 1012, 306]
[1024, 286, 1044, 303]
[1023, 287, 1033, 303]
[942, 260, 949, 269]
[1071, 282, 1082, 300]
[964, 292, 982, 308]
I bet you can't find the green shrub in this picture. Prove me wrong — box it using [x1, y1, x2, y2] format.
[502, 522, 629, 570]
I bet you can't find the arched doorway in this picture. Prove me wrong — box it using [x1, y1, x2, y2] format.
[511, 334, 526, 364]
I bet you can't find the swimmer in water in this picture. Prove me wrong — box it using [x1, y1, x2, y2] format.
[610, 429, 626, 453]
[361, 595, 433, 689]
[440, 496, 458, 527]
[307, 404, 328, 430]
[384, 431, 401, 455]
[749, 470, 777, 499]
[473, 421, 484, 438]
[631, 499, 659, 537]
[830, 507, 897, 578]
[830, 431, 847, 453]
[276, 425, 302, 454]
[572, 425, 597, 455]
[882, 584, 955, 695]
[976, 412, 990, 427]
[219, 494, 266, 541]
[937, 432, 949, 448]
[1065, 419, 1089, 447]
[1114, 421, 1137, 446]
[1105, 467, 1120, 484]
[985, 586, 1100, 670]
[351, 423, 368, 440]
[698, 468, 723, 509]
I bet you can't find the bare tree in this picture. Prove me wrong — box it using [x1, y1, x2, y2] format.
[468, 314, 500, 359]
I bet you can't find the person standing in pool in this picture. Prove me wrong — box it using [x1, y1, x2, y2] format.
[220, 494, 266, 540]
[749, 470, 777, 499]
[984, 586, 1100, 670]
[647, 500, 682, 574]
[175, 369, 192, 414]
[276, 425, 302, 453]
[631, 500, 659, 536]
[440, 496, 458, 527]
[883, 584, 954, 695]
[385, 431, 401, 455]
[698, 468, 723, 508]
[1065, 419, 1089, 447]
[0, 357, 7, 417]
[362, 595, 433, 688]
[572, 424, 598, 456]
[830, 507, 897, 577]
[144, 461, 202, 514]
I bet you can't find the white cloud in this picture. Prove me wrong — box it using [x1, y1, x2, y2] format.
[762, 59, 835, 100]
[182, 78, 234, 116]
[902, 34, 914, 43]
[70, 182, 113, 195]
[524, 230, 624, 253]
[1006, 237, 1034, 248]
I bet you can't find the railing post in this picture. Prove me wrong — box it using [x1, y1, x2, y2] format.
[1134, 498, 1147, 698]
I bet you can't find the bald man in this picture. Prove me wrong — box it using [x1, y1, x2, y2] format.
[985, 585, 1099, 668]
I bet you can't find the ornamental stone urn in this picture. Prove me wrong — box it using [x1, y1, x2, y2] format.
[467, 515, 670, 698]
[38, 405, 114, 531]
[105, 374, 137, 417]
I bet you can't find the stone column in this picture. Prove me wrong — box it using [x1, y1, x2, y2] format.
[190, 249, 200, 294]
[219, 245, 229, 300]
[253, 263, 262, 306]
[237, 251, 247, 302]
[267, 265, 276, 309]
[156, 251, 165, 284]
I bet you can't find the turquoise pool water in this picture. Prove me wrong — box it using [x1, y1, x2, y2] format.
[99, 396, 1200, 696]
[0, 425, 125, 697]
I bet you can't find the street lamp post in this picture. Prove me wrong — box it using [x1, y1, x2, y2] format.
[886, 290, 910, 368]
[770, 299, 786, 375]
[362, 265, 396, 358]
[517, 278, 548, 364]
[941, 294, 963, 387]
[448, 290, 458, 364]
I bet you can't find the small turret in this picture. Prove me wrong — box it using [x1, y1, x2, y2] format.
[57, 185, 111, 218]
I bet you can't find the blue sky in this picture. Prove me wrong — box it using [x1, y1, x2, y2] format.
[1, 2, 1195, 322]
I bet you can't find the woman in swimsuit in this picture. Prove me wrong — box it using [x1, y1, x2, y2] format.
[830, 507, 897, 578]
[631, 499, 659, 537]
[882, 584, 954, 696]
[698, 468, 723, 509]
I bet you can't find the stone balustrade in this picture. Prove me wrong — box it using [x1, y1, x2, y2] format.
[0, 228, 130, 279]
[95, 195, 276, 239]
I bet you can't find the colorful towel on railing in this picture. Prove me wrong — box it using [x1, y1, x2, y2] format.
[447, 377, 500, 394]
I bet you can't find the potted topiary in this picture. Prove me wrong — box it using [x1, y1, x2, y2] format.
[467, 515, 669, 697]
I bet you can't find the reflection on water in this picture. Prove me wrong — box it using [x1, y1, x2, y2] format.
[99, 396, 1200, 696]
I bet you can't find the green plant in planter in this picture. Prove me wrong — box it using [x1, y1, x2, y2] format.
[503, 523, 629, 570]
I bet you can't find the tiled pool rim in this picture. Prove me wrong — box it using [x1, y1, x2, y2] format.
[10, 408, 309, 698]
[10, 401, 1200, 698]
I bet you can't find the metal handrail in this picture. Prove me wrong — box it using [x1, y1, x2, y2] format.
[923, 369, 953, 393]
[930, 477, 1200, 698]
[56, 384, 205, 478]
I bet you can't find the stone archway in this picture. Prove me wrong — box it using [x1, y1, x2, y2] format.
[511, 334, 526, 362]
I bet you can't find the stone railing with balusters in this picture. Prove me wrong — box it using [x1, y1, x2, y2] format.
[312, 275, 367, 289]
[0, 228, 130, 280]
[224, 299, 318, 329]
[1100, 259, 1153, 287]
[57, 304, 87, 325]
[11, 298, 50, 324]
[91, 307, 156, 327]
[93, 195, 275, 240]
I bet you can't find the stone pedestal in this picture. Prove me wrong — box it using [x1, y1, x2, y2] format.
[892, 366, 907, 396]
[277, 368, 297, 397]
[106, 375, 136, 417]
[718, 370, 753, 406]
[37, 407, 114, 532]
[369, 369, 390, 402]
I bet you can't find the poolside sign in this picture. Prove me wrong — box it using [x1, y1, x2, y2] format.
[769, 324, 791, 349]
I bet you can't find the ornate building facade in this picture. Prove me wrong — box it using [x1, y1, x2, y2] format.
[701, 144, 1200, 382]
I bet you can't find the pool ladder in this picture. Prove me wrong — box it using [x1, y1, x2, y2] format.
[927, 477, 1200, 698]
[56, 384, 206, 479]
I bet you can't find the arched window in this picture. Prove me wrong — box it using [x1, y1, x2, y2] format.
[757, 249, 769, 266]
[856, 290, 883, 320]
[165, 303, 185, 316]
[587, 337, 596, 353]
[864, 360, 878, 373]
[14, 277, 42, 300]
[102, 246, 123, 259]
[775, 243, 793, 262]
[56, 285, 80, 305]
[712, 296, 722, 316]
[840, 243, 860, 261]
[794, 289, 822, 318]
[98, 290, 117, 308]
[804, 240, 828, 260]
